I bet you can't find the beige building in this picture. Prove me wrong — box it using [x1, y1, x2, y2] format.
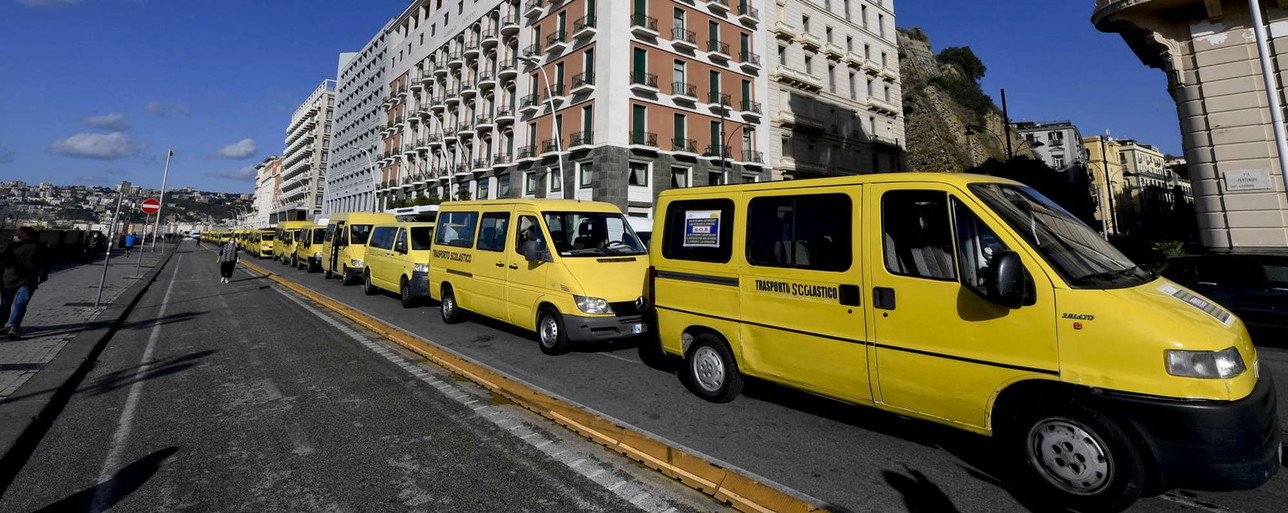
[276, 80, 335, 222]
[1084, 135, 1127, 234]
[1094, 0, 1288, 248]
[252, 156, 283, 227]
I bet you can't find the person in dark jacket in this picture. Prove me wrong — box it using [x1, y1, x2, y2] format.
[216, 237, 238, 284]
[1, 227, 49, 341]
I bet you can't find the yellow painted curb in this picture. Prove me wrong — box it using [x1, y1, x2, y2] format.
[241, 260, 830, 513]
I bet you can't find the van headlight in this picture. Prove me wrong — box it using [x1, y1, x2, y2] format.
[413, 263, 429, 273]
[574, 295, 612, 314]
[1165, 347, 1246, 379]
[350, 259, 364, 267]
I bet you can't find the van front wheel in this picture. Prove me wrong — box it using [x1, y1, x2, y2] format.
[400, 278, 416, 308]
[440, 286, 466, 324]
[536, 308, 572, 356]
[363, 270, 378, 296]
[1015, 404, 1146, 513]
[683, 335, 743, 403]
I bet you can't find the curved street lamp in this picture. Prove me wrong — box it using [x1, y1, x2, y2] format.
[520, 55, 566, 198]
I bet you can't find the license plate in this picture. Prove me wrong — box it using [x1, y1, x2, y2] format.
[630, 323, 647, 334]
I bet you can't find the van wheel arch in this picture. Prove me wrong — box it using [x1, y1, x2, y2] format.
[680, 326, 732, 358]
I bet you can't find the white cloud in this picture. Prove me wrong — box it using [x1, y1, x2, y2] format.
[208, 165, 258, 182]
[50, 132, 145, 159]
[146, 101, 189, 116]
[217, 138, 257, 159]
[84, 113, 131, 131]
[17, 0, 78, 6]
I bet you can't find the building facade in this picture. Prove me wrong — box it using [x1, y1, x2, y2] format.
[767, 0, 904, 178]
[324, 25, 392, 215]
[1094, 0, 1288, 248]
[252, 156, 283, 227]
[1118, 139, 1194, 224]
[1084, 135, 1128, 235]
[1014, 121, 1086, 172]
[275, 80, 336, 223]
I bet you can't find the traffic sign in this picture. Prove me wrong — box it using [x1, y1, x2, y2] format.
[140, 198, 161, 214]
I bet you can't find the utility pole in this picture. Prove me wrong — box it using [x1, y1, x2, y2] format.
[95, 188, 124, 308]
[151, 149, 172, 251]
[1001, 89, 1014, 160]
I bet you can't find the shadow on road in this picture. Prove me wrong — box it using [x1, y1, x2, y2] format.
[883, 466, 961, 513]
[83, 350, 217, 397]
[33, 446, 179, 512]
[18, 311, 206, 340]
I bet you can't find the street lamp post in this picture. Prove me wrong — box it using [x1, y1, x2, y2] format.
[521, 55, 566, 197]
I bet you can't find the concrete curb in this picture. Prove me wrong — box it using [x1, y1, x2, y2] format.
[241, 260, 832, 513]
[0, 247, 178, 498]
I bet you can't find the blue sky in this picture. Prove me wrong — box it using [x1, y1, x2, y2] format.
[0, 0, 1180, 193]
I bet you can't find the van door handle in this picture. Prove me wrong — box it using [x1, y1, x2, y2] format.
[495, 262, 505, 267]
[508, 264, 519, 270]
[873, 287, 896, 310]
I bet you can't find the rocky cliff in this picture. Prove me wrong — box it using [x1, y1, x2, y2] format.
[898, 27, 1027, 172]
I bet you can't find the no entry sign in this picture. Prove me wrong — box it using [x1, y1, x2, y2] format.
[141, 198, 161, 214]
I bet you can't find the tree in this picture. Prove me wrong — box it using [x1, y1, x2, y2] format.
[937, 46, 987, 82]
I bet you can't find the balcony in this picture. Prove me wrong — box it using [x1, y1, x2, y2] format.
[670, 81, 697, 101]
[442, 129, 458, 142]
[517, 145, 538, 161]
[523, 0, 544, 18]
[703, 145, 732, 160]
[741, 150, 764, 164]
[844, 52, 865, 68]
[706, 0, 730, 13]
[569, 131, 594, 148]
[631, 14, 659, 37]
[457, 122, 476, 138]
[493, 153, 513, 167]
[403, 145, 417, 156]
[541, 138, 560, 154]
[459, 81, 477, 97]
[415, 137, 431, 151]
[771, 65, 823, 92]
[472, 159, 491, 171]
[868, 98, 899, 115]
[546, 84, 566, 103]
[480, 28, 499, 48]
[863, 59, 881, 76]
[628, 131, 658, 148]
[475, 116, 494, 131]
[462, 40, 480, 59]
[799, 32, 822, 50]
[427, 134, 443, 148]
[770, 21, 798, 41]
[519, 94, 542, 114]
[774, 110, 824, 131]
[737, 4, 760, 24]
[570, 71, 595, 95]
[738, 51, 761, 70]
[447, 51, 464, 68]
[708, 92, 731, 108]
[573, 15, 597, 38]
[522, 43, 542, 59]
[740, 98, 763, 116]
[444, 90, 461, 105]
[454, 164, 472, 177]
[880, 67, 899, 82]
[824, 42, 845, 60]
[545, 30, 568, 52]
[630, 72, 658, 93]
[410, 80, 425, 92]
[430, 98, 446, 113]
[498, 60, 518, 80]
[671, 138, 698, 154]
[434, 63, 449, 77]
[495, 106, 516, 124]
[500, 14, 521, 36]
[707, 40, 731, 60]
[672, 28, 698, 50]
[477, 71, 496, 89]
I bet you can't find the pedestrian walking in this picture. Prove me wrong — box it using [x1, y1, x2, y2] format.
[1, 227, 50, 341]
[124, 233, 136, 257]
[216, 237, 238, 284]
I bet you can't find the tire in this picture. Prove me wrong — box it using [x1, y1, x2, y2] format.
[440, 285, 466, 324]
[341, 266, 357, 286]
[399, 277, 416, 308]
[682, 334, 743, 403]
[1011, 402, 1147, 513]
[536, 307, 572, 356]
[291, 255, 299, 269]
[362, 270, 378, 296]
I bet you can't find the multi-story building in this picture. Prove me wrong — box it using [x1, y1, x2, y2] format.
[1084, 134, 1128, 235]
[324, 24, 392, 215]
[1118, 139, 1192, 222]
[252, 156, 283, 227]
[275, 80, 335, 223]
[1094, 0, 1288, 248]
[766, 0, 904, 178]
[1014, 121, 1086, 172]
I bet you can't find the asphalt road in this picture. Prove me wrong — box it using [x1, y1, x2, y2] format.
[235, 243, 1288, 513]
[0, 240, 713, 513]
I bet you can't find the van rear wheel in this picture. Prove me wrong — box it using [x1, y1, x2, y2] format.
[440, 286, 466, 324]
[536, 308, 572, 356]
[399, 277, 416, 308]
[682, 335, 743, 403]
[1012, 403, 1146, 513]
[362, 270, 378, 295]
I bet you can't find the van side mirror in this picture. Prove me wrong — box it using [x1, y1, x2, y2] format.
[987, 251, 1027, 309]
[522, 239, 551, 263]
[395, 241, 408, 254]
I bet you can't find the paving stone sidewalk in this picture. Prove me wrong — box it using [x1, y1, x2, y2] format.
[0, 245, 172, 400]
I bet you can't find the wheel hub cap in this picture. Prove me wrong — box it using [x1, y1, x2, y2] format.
[540, 316, 557, 347]
[1028, 419, 1112, 494]
[692, 347, 724, 392]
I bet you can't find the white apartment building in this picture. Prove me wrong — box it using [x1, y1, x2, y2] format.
[767, 0, 903, 178]
[275, 80, 335, 223]
[252, 156, 282, 227]
[1014, 120, 1087, 172]
[324, 23, 392, 215]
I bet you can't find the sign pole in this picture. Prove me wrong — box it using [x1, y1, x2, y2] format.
[96, 188, 125, 308]
[151, 149, 173, 252]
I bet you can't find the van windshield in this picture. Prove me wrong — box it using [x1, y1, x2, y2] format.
[349, 224, 374, 245]
[970, 183, 1153, 289]
[542, 212, 646, 257]
[409, 227, 434, 250]
[261, 233, 274, 241]
[312, 230, 326, 244]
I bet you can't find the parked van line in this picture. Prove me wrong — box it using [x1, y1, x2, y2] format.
[293, 225, 328, 272]
[274, 221, 314, 264]
[650, 172, 1278, 512]
[363, 221, 435, 308]
[321, 212, 397, 285]
[429, 199, 650, 355]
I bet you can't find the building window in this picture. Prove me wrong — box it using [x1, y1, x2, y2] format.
[549, 166, 563, 192]
[498, 174, 511, 197]
[709, 170, 725, 186]
[579, 161, 594, 188]
[671, 167, 690, 188]
[802, 15, 810, 33]
[525, 171, 537, 195]
[629, 161, 649, 186]
[805, 56, 813, 75]
[778, 45, 787, 66]
[828, 64, 836, 93]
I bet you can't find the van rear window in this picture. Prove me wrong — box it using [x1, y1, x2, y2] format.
[747, 193, 852, 272]
[435, 212, 479, 248]
[662, 199, 734, 263]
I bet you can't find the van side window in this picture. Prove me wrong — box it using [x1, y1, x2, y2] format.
[882, 190, 956, 280]
[409, 226, 434, 250]
[336, 222, 349, 246]
[514, 216, 545, 255]
[368, 227, 393, 250]
[477, 212, 511, 252]
[434, 212, 480, 248]
[952, 197, 1009, 296]
[662, 199, 735, 263]
[747, 193, 852, 272]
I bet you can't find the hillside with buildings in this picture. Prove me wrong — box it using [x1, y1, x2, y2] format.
[0, 180, 254, 232]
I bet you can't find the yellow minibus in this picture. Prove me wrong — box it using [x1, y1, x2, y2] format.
[321, 212, 396, 285]
[362, 222, 435, 307]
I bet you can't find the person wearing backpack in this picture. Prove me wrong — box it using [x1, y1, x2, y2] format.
[1, 227, 50, 341]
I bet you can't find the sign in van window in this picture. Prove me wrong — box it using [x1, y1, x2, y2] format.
[683, 210, 722, 248]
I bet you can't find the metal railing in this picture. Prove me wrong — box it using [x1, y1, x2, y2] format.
[631, 72, 658, 88]
[628, 131, 658, 147]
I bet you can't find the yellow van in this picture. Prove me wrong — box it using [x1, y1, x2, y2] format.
[362, 222, 435, 307]
[429, 199, 649, 355]
[255, 228, 275, 258]
[293, 225, 328, 272]
[650, 173, 1279, 511]
[274, 221, 313, 264]
[321, 212, 397, 285]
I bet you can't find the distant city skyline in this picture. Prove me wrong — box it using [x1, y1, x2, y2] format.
[0, 1, 1180, 193]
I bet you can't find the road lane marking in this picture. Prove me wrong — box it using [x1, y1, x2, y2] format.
[598, 352, 642, 365]
[90, 255, 182, 513]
